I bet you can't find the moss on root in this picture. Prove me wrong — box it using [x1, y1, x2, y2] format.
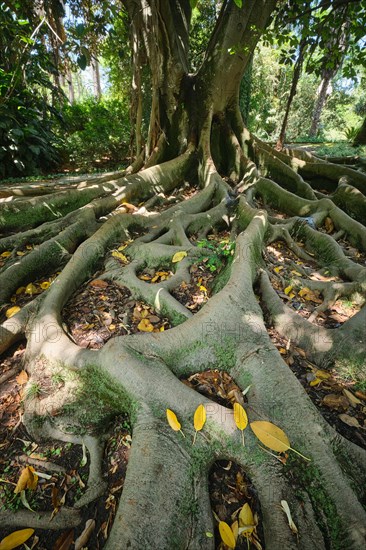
[61, 364, 136, 434]
[286, 456, 345, 549]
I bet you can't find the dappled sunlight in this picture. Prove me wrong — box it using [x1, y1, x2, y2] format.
[299, 205, 312, 215]
[1, 1, 366, 547]
[290, 157, 306, 169]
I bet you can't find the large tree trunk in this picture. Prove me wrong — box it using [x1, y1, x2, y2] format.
[309, 70, 333, 137]
[1, 2, 366, 549]
[354, 116, 366, 145]
[275, 39, 306, 150]
[309, 15, 349, 138]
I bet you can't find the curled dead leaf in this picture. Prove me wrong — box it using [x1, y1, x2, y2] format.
[39, 281, 51, 290]
[14, 466, 38, 494]
[342, 389, 362, 407]
[88, 279, 108, 288]
[74, 519, 95, 550]
[280, 500, 298, 534]
[137, 318, 154, 332]
[112, 250, 128, 262]
[338, 414, 361, 428]
[16, 370, 28, 385]
[25, 283, 37, 295]
[322, 394, 349, 412]
[238, 503, 255, 534]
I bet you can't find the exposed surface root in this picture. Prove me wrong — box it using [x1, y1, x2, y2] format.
[1, 132, 366, 550]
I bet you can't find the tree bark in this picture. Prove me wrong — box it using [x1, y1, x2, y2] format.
[309, 71, 333, 137]
[1, 2, 366, 549]
[92, 58, 102, 98]
[353, 116, 366, 145]
[309, 11, 349, 138]
[276, 39, 306, 150]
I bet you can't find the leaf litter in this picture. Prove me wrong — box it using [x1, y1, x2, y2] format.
[264, 241, 362, 328]
[0, 397, 131, 550]
[62, 279, 171, 348]
[209, 461, 264, 550]
[265, 324, 366, 449]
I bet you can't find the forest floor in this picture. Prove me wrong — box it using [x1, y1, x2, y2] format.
[1, 142, 366, 549]
[1, 143, 365, 185]
[0, 208, 366, 548]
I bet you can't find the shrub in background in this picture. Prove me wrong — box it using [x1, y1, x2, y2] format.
[60, 97, 130, 170]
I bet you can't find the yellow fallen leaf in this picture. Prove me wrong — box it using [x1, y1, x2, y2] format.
[39, 281, 50, 290]
[250, 420, 290, 453]
[298, 287, 322, 303]
[25, 283, 37, 295]
[298, 287, 310, 297]
[166, 409, 184, 437]
[15, 287, 26, 295]
[238, 503, 255, 534]
[193, 404, 206, 444]
[0, 251, 11, 258]
[274, 266, 284, 273]
[139, 274, 151, 281]
[218, 521, 236, 549]
[16, 251, 25, 257]
[0, 528, 34, 550]
[251, 420, 310, 460]
[193, 404, 206, 431]
[289, 292, 296, 299]
[14, 466, 38, 494]
[112, 250, 128, 262]
[159, 326, 165, 332]
[199, 285, 207, 292]
[137, 319, 154, 332]
[309, 378, 322, 387]
[233, 403, 248, 446]
[117, 244, 129, 251]
[291, 270, 302, 276]
[314, 369, 330, 380]
[5, 306, 20, 319]
[231, 520, 238, 542]
[284, 285, 293, 295]
[279, 348, 287, 355]
[172, 251, 187, 263]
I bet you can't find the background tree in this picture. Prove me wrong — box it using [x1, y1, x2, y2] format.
[0, 1, 65, 177]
